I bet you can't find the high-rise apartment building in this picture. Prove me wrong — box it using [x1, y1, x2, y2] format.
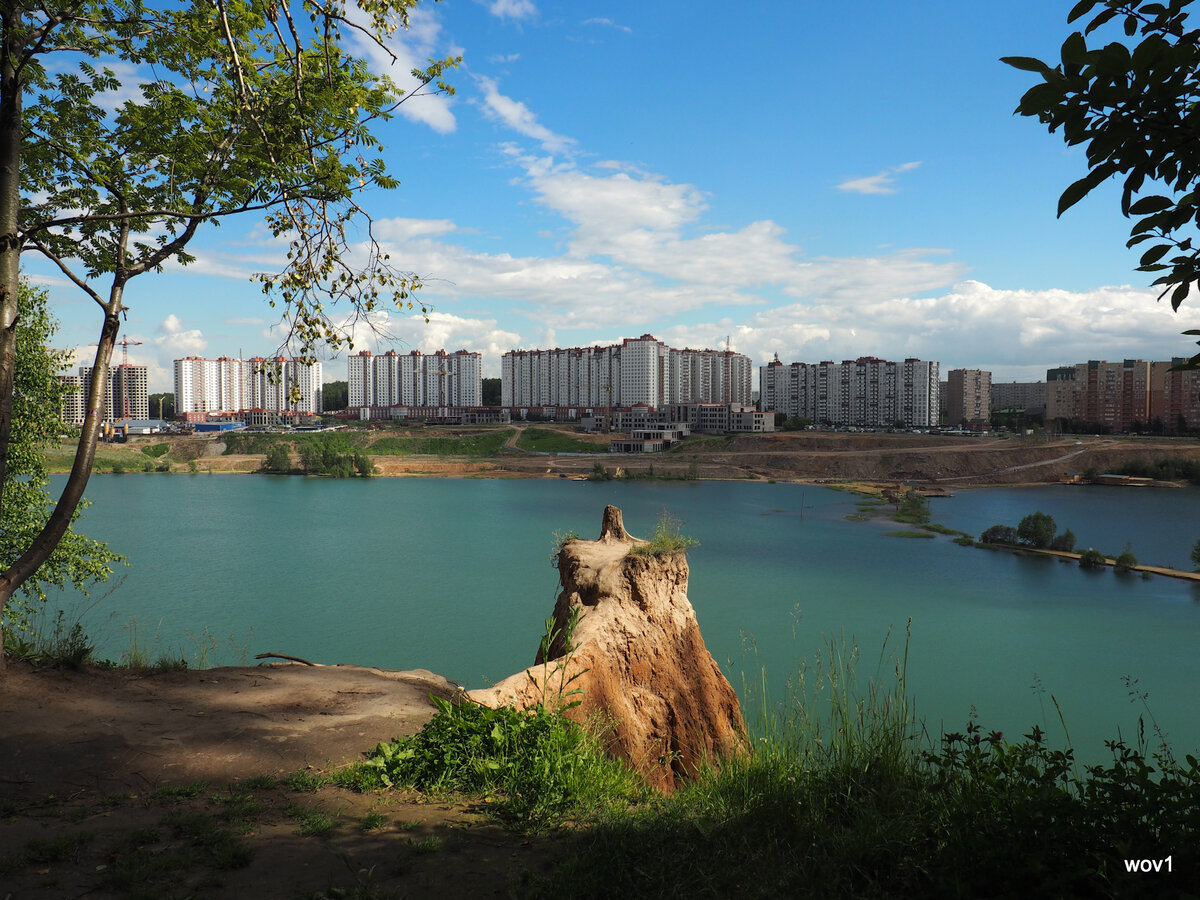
[759, 356, 940, 428]
[347, 349, 482, 409]
[60, 364, 149, 423]
[173, 356, 322, 416]
[990, 381, 1047, 417]
[946, 369, 992, 424]
[1046, 360, 1150, 432]
[500, 336, 752, 409]
[1148, 360, 1200, 431]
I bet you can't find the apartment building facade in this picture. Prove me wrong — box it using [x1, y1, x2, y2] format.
[174, 356, 323, 416]
[1046, 360, 1150, 432]
[501, 335, 752, 409]
[59, 364, 149, 424]
[946, 369, 992, 424]
[759, 356, 940, 428]
[991, 381, 1047, 417]
[346, 349, 482, 409]
[1150, 360, 1200, 431]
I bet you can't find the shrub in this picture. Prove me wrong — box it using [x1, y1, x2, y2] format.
[261, 444, 292, 474]
[342, 697, 643, 825]
[1079, 548, 1106, 569]
[980, 525, 1019, 545]
[1049, 529, 1077, 552]
[588, 461, 613, 481]
[1115, 544, 1138, 573]
[894, 490, 931, 524]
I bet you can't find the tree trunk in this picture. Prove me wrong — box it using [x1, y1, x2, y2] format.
[0, 2, 24, 671]
[0, 1, 24, 498]
[0, 295, 122, 667]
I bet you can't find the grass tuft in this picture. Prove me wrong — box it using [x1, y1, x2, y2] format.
[628, 511, 699, 557]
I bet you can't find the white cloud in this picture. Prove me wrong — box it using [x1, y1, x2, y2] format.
[148, 315, 206, 388]
[476, 77, 575, 154]
[314, 310, 522, 377]
[837, 161, 922, 195]
[583, 17, 632, 33]
[487, 0, 536, 20]
[374, 218, 457, 241]
[345, 5, 457, 134]
[677, 280, 1194, 381]
[489, 53, 521, 63]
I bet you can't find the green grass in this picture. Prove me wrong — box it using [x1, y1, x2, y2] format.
[627, 512, 699, 557]
[918, 523, 972, 538]
[284, 803, 337, 837]
[369, 430, 511, 457]
[520, 629, 1200, 899]
[140, 442, 170, 458]
[43, 441, 139, 473]
[516, 427, 606, 453]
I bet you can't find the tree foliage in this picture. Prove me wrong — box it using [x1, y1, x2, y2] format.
[262, 443, 293, 473]
[980, 524, 1020, 545]
[1049, 528, 1078, 552]
[322, 380, 348, 412]
[148, 393, 175, 420]
[482, 377, 501, 407]
[895, 490, 931, 525]
[1017, 511, 1057, 549]
[1, 284, 120, 632]
[1003, 0, 1200, 364]
[0, 0, 456, 658]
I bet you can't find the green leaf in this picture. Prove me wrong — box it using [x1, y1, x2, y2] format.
[1067, 0, 1099, 23]
[1139, 244, 1172, 266]
[1129, 195, 1175, 214]
[1084, 6, 1119, 33]
[1061, 31, 1089, 66]
[1001, 56, 1055, 76]
[1057, 167, 1112, 216]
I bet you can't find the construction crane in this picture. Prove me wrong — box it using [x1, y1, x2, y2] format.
[115, 338, 143, 420]
[117, 337, 142, 367]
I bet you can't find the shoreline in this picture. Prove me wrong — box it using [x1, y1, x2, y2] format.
[48, 427, 1200, 489]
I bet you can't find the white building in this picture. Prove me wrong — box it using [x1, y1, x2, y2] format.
[173, 356, 322, 417]
[760, 356, 940, 428]
[501, 336, 752, 409]
[347, 349, 482, 409]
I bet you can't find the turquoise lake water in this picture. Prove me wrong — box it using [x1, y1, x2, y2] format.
[43, 475, 1200, 761]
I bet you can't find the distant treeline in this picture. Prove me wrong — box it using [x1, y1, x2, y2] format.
[1114, 458, 1200, 485]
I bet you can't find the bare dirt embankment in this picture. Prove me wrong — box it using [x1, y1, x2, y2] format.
[59, 429, 1200, 487]
[484, 431, 1200, 486]
[0, 661, 563, 898]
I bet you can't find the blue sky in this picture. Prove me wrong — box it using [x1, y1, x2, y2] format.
[26, 0, 1200, 392]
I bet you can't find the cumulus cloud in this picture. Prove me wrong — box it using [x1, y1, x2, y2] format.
[344, 5, 457, 133]
[837, 161, 922, 195]
[147, 314, 207, 388]
[477, 77, 575, 154]
[684, 281, 1193, 381]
